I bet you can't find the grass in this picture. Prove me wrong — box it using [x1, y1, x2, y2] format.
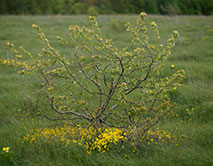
[0, 15, 213, 165]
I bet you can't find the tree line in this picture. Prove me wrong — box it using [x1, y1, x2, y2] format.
[0, 0, 212, 15]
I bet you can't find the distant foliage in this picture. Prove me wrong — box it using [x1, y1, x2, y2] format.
[70, 2, 88, 14]
[0, 0, 212, 15]
[87, 6, 99, 16]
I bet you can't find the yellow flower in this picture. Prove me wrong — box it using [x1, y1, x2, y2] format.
[173, 87, 176, 90]
[171, 64, 175, 68]
[2, 147, 10, 152]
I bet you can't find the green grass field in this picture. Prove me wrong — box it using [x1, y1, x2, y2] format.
[0, 15, 213, 166]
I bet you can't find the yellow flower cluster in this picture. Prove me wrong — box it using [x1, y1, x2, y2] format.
[141, 128, 177, 146]
[85, 128, 127, 154]
[22, 125, 178, 154]
[22, 125, 127, 154]
[185, 107, 195, 121]
[2, 147, 10, 153]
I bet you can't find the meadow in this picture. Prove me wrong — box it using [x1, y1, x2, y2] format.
[0, 15, 213, 165]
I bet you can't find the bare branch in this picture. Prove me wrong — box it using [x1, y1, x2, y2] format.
[47, 96, 91, 121]
[125, 59, 154, 95]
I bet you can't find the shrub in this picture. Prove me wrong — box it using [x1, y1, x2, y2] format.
[1, 12, 185, 152]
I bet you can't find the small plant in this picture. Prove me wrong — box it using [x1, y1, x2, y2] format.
[0, 147, 13, 164]
[1, 12, 185, 152]
[184, 107, 195, 121]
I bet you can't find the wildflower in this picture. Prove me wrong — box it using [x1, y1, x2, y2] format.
[2, 147, 10, 152]
[173, 87, 176, 90]
[171, 64, 175, 68]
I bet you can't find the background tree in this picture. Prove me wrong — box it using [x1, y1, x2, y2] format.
[0, 0, 212, 15]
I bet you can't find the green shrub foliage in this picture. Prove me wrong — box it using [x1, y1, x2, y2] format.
[2, 13, 185, 133]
